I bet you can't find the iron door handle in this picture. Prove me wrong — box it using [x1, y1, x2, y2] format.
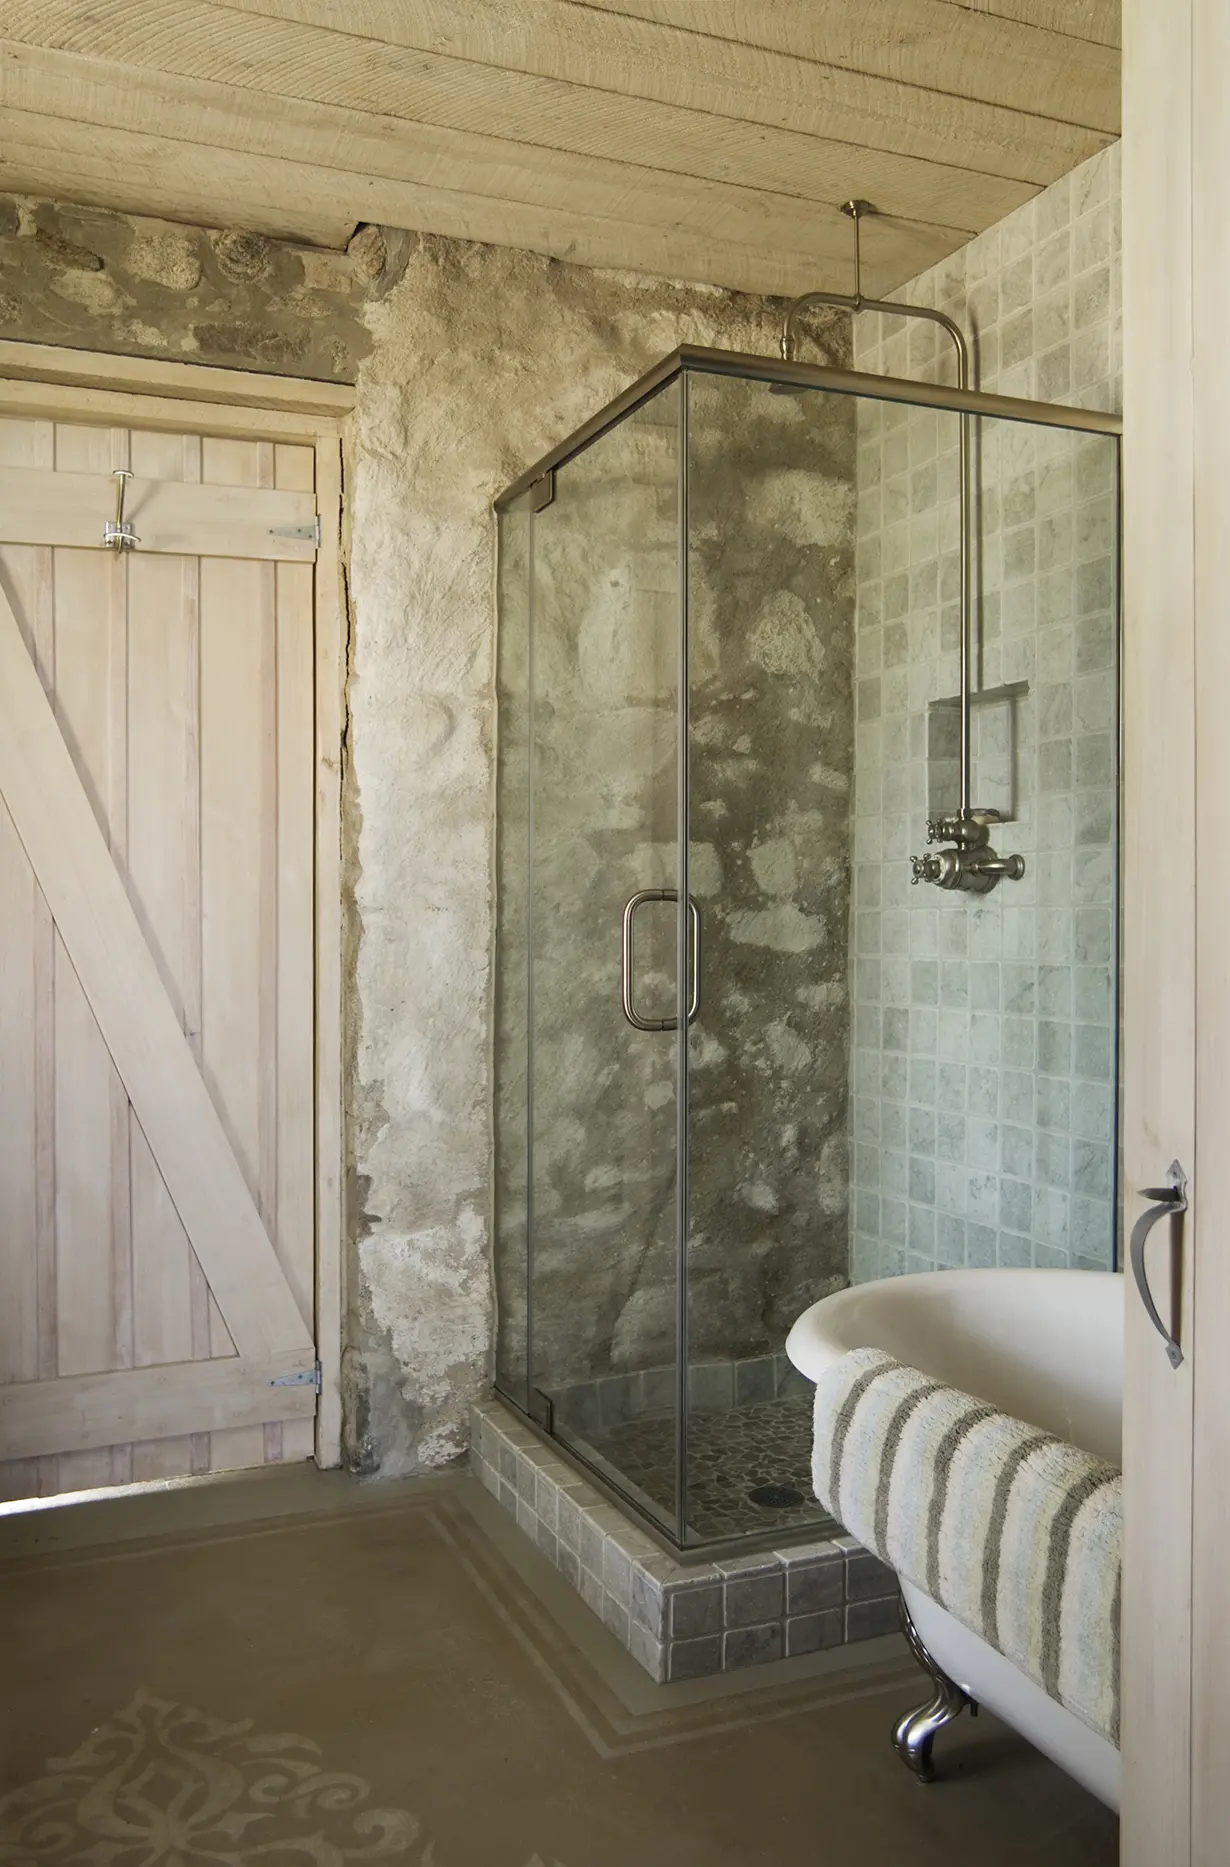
[1129, 1161, 1189, 1369]
[621, 890, 700, 1032]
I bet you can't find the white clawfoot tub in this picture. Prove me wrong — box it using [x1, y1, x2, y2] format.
[786, 1268, 1122, 1811]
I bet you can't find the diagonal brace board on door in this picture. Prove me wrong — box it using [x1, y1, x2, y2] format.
[0, 582, 314, 1364]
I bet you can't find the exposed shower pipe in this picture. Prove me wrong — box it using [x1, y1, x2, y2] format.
[782, 202, 1023, 890]
[780, 201, 974, 826]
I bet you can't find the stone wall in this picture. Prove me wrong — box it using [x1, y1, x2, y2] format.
[0, 193, 396, 378]
[344, 239, 848, 1473]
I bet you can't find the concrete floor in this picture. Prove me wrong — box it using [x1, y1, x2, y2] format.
[0, 1465, 1118, 1867]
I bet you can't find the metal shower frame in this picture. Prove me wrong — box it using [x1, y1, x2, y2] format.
[494, 349, 1121, 516]
[494, 342, 1122, 1558]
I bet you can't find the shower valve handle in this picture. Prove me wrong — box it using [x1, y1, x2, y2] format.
[926, 810, 1001, 849]
[911, 852, 947, 886]
[911, 843, 1025, 893]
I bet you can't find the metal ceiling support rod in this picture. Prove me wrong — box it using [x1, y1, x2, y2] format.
[780, 201, 974, 823]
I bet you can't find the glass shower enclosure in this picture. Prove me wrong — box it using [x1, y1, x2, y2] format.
[493, 346, 1121, 1554]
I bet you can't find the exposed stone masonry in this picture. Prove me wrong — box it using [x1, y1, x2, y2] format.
[0, 193, 401, 378]
[345, 241, 849, 1474]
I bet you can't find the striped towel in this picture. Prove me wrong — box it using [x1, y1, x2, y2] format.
[812, 1347, 1121, 1745]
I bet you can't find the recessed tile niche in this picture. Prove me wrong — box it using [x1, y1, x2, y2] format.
[927, 682, 1029, 823]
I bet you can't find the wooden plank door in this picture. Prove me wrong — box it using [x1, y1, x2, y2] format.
[1122, 1, 1230, 1860]
[0, 412, 323, 1497]
[1189, 5, 1230, 1855]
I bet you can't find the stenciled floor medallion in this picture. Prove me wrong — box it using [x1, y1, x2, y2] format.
[0, 1688, 476, 1867]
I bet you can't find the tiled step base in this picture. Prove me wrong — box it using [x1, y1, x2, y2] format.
[470, 1393, 898, 1684]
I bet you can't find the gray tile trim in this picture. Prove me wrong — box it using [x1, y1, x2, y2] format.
[472, 1395, 902, 1686]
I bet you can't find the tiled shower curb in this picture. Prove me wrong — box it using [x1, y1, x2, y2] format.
[470, 1394, 898, 1684]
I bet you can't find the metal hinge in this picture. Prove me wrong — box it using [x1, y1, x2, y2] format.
[529, 471, 555, 514]
[268, 516, 321, 545]
[270, 1362, 321, 1390]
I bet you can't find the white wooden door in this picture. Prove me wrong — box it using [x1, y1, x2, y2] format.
[1122, 1, 1230, 1861]
[0, 413, 323, 1497]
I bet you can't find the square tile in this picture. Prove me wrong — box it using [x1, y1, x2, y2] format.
[557, 1494, 581, 1554]
[725, 1574, 784, 1627]
[579, 1519, 605, 1579]
[786, 1558, 844, 1615]
[668, 1635, 722, 1682]
[670, 1585, 723, 1640]
[629, 1623, 666, 1682]
[602, 1543, 633, 1604]
[846, 1597, 901, 1642]
[535, 1474, 558, 1533]
[786, 1611, 844, 1657]
[845, 1552, 897, 1601]
[602, 1594, 630, 1645]
[723, 1624, 784, 1671]
[630, 1568, 666, 1638]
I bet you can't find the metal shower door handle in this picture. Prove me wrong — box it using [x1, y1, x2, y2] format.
[1129, 1161, 1189, 1369]
[621, 889, 700, 1031]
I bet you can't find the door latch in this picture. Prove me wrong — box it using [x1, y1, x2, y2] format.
[1129, 1162, 1188, 1368]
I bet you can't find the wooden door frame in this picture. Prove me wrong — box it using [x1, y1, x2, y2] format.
[0, 339, 354, 1470]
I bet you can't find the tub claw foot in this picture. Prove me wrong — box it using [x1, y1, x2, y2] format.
[893, 1597, 973, 1784]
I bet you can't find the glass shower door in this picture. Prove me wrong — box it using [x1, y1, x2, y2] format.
[679, 370, 856, 1546]
[527, 383, 684, 1535]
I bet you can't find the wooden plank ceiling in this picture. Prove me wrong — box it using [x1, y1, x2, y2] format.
[0, 0, 1120, 297]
